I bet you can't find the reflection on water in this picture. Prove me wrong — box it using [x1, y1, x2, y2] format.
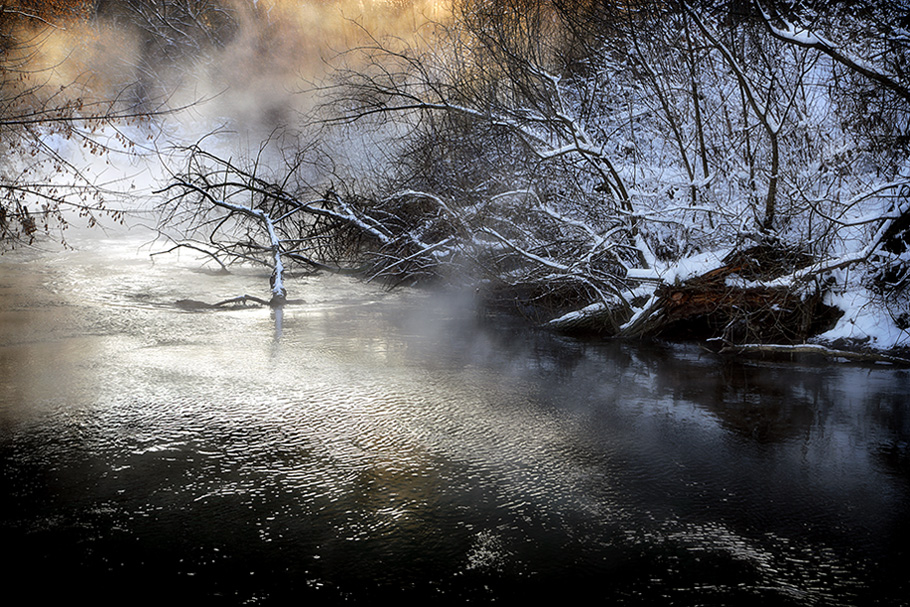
[1, 237, 908, 605]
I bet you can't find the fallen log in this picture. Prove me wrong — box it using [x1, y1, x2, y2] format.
[720, 343, 910, 366]
[619, 245, 841, 343]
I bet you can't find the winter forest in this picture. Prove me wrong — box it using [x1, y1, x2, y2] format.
[3, 0, 910, 356]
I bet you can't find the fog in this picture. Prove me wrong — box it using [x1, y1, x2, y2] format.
[6, 0, 446, 234]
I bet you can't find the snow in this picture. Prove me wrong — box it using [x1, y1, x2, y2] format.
[546, 302, 608, 326]
[658, 249, 731, 285]
[815, 289, 909, 350]
[626, 268, 662, 282]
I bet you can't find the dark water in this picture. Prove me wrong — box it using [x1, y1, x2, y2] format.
[1, 238, 908, 605]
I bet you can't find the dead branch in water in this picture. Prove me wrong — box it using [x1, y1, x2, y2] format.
[720, 343, 910, 366]
[150, 243, 231, 273]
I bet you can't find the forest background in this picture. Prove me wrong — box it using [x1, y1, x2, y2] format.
[2, 0, 909, 354]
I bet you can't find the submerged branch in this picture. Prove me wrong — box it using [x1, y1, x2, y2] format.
[720, 343, 910, 366]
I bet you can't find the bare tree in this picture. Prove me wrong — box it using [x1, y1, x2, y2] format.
[1, 1, 136, 246]
[1, 0, 233, 248]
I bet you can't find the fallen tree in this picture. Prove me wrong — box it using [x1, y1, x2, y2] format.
[617, 244, 841, 344]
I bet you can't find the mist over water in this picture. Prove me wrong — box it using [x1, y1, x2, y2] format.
[1, 237, 908, 604]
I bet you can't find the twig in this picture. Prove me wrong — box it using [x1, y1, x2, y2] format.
[151, 243, 230, 272]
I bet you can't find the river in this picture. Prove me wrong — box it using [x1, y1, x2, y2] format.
[1, 236, 908, 605]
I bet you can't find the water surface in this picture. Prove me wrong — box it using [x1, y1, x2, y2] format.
[1, 237, 908, 605]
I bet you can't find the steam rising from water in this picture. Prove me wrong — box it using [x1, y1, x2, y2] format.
[9, 0, 448, 235]
[25, 0, 445, 128]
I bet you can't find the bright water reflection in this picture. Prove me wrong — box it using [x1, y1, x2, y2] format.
[1, 237, 908, 605]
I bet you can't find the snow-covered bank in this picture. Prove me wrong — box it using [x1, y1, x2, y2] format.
[815, 289, 910, 353]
